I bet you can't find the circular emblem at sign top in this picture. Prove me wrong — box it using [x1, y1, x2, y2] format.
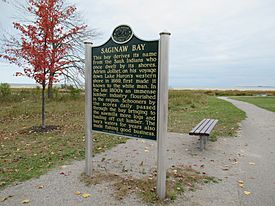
[112, 25, 133, 44]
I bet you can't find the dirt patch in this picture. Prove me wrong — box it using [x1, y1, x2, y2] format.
[19, 125, 61, 134]
[80, 165, 218, 204]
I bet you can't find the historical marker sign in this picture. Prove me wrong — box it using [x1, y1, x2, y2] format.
[91, 25, 159, 140]
[85, 25, 170, 199]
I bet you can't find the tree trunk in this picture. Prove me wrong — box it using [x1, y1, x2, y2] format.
[48, 79, 53, 99]
[42, 84, 46, 129]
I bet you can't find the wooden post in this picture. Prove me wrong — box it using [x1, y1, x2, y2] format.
[84, 41, 93, 176]
[157, 31, 171, 199]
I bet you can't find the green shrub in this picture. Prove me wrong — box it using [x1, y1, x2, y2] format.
[68, 86, 81, 99]
[35, 86, 41, 97]
[0, 83, 11, 97]
[51, 87, 60, 99]
[168, 90, 208, 111]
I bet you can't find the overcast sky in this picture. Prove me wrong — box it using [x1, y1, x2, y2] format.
[0, 0, 275, 88]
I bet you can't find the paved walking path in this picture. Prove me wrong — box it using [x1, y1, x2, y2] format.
[1, 98, 275, 205]
[215, 97, 275, 206]
[184, 97, 275, 206]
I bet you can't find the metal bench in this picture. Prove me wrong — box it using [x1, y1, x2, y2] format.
[189, 119, 218, 150]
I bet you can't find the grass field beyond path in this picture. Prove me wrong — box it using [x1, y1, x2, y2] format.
[0, 89, 245, 189]
[231, 96, 275, 112]
[169, 90, 246, 137]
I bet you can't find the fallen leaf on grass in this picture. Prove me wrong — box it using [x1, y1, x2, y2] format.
[82, 193, 91, 198]
[244, 191, 251, 195]
[238, 180, 245, 188]
[37, 185, 44, 189]
[144, 150, 149, 152]
[249, 162, 255, 165]
[232, 159, 239, 164]
[59, 171, 70, 176]
[0, 181, 6, 187]
[21, 199, 30, 204]
[74, 191, 81, 195]
[1, 195, 13, 202]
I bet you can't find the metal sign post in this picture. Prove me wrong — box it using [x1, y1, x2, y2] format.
[84, 41, 93, 176]
[157, 32, 171, 199]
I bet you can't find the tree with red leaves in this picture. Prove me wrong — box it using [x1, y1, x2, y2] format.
[1, 0, 95, 129]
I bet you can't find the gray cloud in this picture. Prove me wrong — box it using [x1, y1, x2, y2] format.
[1, 0, 274, 87]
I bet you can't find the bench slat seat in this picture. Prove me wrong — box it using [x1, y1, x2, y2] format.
[189, 118, 218, 150]
[205, 119, 218, 135]
[189, 119, 218, 136]
[189, 119, 209, 135]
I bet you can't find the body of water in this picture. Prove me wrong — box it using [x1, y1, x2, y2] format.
[172, 86, 275, 91]
[8, 83, 275, 91]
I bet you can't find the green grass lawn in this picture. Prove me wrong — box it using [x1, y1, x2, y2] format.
[0, 93, 127, 189]
[0, 89, 246, 189]
[231, 96, 275, 112]
[168, 90, 246, 137]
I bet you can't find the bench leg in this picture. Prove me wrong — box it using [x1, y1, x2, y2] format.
[199, 136, 204, 151]
[199, 136, 208, 150]
[203, 136, 207, 149]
